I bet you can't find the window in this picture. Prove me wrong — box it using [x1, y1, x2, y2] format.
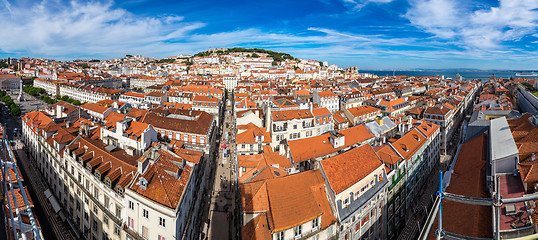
[143, 209, 148, 219]
[103, 215, 109, 226]
[294, 225, 302, 237]
[276, 232, 284, 240]
[104, 195, 110, 209]
[159, 217, 166, 227]
[128, 217, 134, 229]
[93, 219, 98, 232]
[158, 236, 165, 240]
[142, 226, 148, 239]
[93, 204, 98, 214]
[312, 217, 319, 229]
[361, 214, 370, 227]
[114, 224, 120, 236]
[116, 205, 121, 218]
[105, 178, 111, 187]
[129, 201, 134, 210]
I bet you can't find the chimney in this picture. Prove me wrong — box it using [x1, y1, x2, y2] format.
[66, 121, 71, 128]
[137, 157, 150, 174]
[329, 131, 345, 149]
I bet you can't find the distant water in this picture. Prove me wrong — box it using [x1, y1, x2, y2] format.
[360, 70, 536, 80]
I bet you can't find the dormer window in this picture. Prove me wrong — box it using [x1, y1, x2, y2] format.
[116, 186, 123, 195]
[105, 178, 111, 188]
[139, 177, 148, 190]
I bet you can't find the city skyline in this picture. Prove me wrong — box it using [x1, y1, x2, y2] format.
[1, 0, 538, 69]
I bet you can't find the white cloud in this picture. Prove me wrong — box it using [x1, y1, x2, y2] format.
[340, 0, 394, 12]
[405, 0, 538, 49]
[2, 0, 12, 14]
[0, 0, 205, 57]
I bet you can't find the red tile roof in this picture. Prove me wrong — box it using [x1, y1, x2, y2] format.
[240, 170, 336, 234]
[320, 144, 382, 194]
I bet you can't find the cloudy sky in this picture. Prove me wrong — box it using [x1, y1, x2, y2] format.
[1, 0, 538, 69]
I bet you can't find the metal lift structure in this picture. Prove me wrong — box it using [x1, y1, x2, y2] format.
[420, 171, 538, 240]
[0, 124, 42, 240]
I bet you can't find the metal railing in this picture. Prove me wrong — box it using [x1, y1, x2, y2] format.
[0, 124, 42, 240]
[420, 172, 538, 240]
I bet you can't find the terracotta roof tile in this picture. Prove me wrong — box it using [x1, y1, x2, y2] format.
[320, 144, 382, 194]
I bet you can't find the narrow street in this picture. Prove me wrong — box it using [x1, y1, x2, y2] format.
[14, 145, 77, 240]
[207, 96, 237, 240]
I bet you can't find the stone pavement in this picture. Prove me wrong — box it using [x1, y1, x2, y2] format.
[208, 100, 237, 240]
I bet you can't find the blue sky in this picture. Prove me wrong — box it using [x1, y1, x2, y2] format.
[1, 0, 538, 69]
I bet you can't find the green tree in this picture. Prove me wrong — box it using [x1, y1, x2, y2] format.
[10, 106, 21, 116]
[61, 96, 69, 101]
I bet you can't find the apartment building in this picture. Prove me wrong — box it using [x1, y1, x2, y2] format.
[140, 109, 216, 151]
[344, 105, 382, 125]
[119, 92, 148, 107]
[34, 78, 61, 96]
[320, 144, 388, 240]
[144, 91, 167, 105]
[125, 147, 202, 240]
[372, 98, 411, 117]
[22, 110, 208, 240]
[191, 95, 220, 115]
[282, 124, 375, 173]
[236, 123, 271, 155]
[167, 92, 193, 104]
[223, 75, 238, 91]
[312, 107, 334, 136]
[340, 91, 368, 110]
[80, 103, 113, 122]
[269, 109, 315, 150]
[0, 74, 22, 91]
[129, 76, 168, 89]
[424, 103, 455, 153]
[240, 170, 337, 240]
[59, 83, 122, 103]
[313, 91, 339, 112]
[376, 121, 440, 238]
[101, 115, 158, 156]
